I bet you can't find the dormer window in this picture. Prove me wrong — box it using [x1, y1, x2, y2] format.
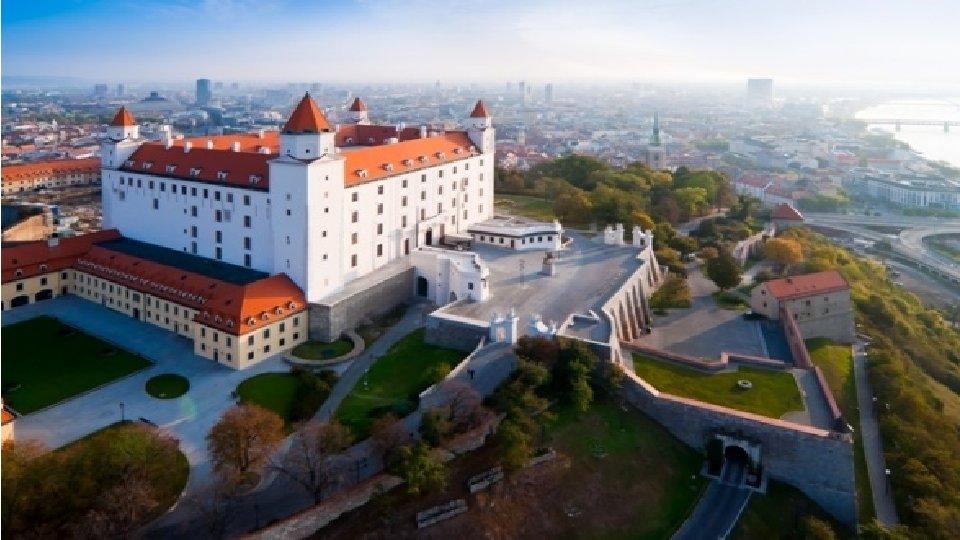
[260, 312, 270, 321]
[419, 155, 428, 163]
[189, 168, 202, 176]
[166, 165, 177, 173]
[469, 145, 477, 153]
[247, 317, 257, 325]
[217, 170, 229, 180]
[249, 175, 262, 184]
[39, 264, 48, 272]
[402, 159, 413, 167]
[15, 269, 23, 277]
[382, 163, 394, 172]
[124, 160, 134, 167]
[345, 137, 354, 144]
[288, 301, 298, 310]
[356, 169, 368, 178]
[275, 307, 284, 315]
[142, 161, 153, 170]
[436, 152, 445, 159]
[453, 147, 463, 154]
[226, 319, 235, 328]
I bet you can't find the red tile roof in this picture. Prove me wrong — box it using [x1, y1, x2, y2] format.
[76, 245, 306, 335]
[341, 131, 478, 187]
[349, 97, 367, 112]
[1, 405, 14, 425]
[771, 203, 804, 221]
[470, 100, 491, 118]
[764, 270, 849, 301]
[2, 158, 101, 184]
[335, 124, 423, 147]
[2, 229, 122, 283]
[111, 106, 136, 127]
[283, 93, 332, 134]
[122, 144, 272, 190]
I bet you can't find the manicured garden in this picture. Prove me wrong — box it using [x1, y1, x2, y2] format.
[1, 316, 151, 414]
[291, 337, 355, 360]
[236, 368, 337, 427]
[806, 337, 874, 522]
[145, 374, 190, 399]
[336, 328, 462, 438]
[632, 355, 804, 419]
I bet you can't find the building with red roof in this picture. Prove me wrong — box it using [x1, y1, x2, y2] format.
[751, 270, 854, 343]
[770, 202, 805, 229]
[1, 157, 101, 195]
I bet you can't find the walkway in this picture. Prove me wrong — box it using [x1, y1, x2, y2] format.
[673, 461, 752, 540]
[146, 305, 520, 538]
[853, 341, 899, 525]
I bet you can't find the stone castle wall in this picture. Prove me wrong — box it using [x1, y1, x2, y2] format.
[424, 312, 489, 352]
[308, 266, 415, 342]
[620, 371, 857, 527]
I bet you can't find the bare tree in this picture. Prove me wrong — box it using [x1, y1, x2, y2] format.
[438, 380, 483, 431]
[79, 473, 158, 539]
[370, 413, 412, 466]
[271, 420, 354, 503]
[1, 439, 50, 534]
[207, 404, 284, 481]
[180, 477, 244, 540]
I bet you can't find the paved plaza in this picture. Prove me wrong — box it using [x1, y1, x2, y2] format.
[445, 232, 641, 340]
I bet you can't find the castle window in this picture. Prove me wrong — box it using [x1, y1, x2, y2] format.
[402, 196, 408, 207]
[377, 244, 383, 257]
[377, 203, 383, 215]
[351, 192, 358, 202]
[351, 254, 358, 267]
[352, 211, 359, 223]
[351, 233, 358, 245]
[378, 185, 384, 195]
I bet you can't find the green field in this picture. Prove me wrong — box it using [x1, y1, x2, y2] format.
[291, 337, 355, 360]
[545, 397, 706, 538]
[732, 480, 850, 539]
[633, 355, 804, 419]
[1, 316, 151, 414]
[806, 337, 874, 522]
[236, 371, 330, 426]
[494, 194, 557, 221]
[336, 328, 463, 438]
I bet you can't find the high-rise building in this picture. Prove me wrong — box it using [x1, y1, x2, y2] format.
[93, 84, 109, 98]
[544, 83, 554, 104]
[116, 83, 125, 97]
[747, 78, 774, 106]
[196, 78, 213, 106]
[518, 81, 527, 105]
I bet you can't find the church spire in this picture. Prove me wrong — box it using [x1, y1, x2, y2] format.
[650, 112, 662, 146]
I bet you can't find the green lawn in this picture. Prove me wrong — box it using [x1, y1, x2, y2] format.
[633, 355, 804, 419]
[292, 337, 355, 360]
[545, 397, 707, 538]
[237, 372, 303, 423]
[712, 290, 749, 310]
[806, 337, 875, 523]
[145, 374, 190, 399]
[494, 194, 556, 221]
[1, 316, 152, 414]
[336, 328, 463, 439]
[732, 480, 851, 539]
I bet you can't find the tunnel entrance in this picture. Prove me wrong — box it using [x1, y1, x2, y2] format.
[706, 435, 765, 491]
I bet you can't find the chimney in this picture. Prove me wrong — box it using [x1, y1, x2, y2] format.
[47, 237, 60, 248]
[258, 129, 265, 139]
[259, 146, 271, 154]
[184, 142, 192, 153]
[165, 139, 173, 150]
[420, 125, 428, 139]
[231, 142, 241, 152]
[206, 139, 214, 150]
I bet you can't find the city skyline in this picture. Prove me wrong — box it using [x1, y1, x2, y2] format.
[3, 0, 959, 90]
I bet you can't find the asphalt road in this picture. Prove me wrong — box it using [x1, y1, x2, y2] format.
[672, 461, 752, 540]
[854, 341, 899, 526]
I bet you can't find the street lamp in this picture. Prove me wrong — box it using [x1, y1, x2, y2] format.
[885, 468, 891, 493]
[120, 402, 125, 423]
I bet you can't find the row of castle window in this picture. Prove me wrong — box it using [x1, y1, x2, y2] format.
[118, 177, 254, 205]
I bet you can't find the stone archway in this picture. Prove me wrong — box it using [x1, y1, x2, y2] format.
[417, 276, 429, 297]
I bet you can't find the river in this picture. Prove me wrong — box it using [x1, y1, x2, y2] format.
[855, 98, 960, 168]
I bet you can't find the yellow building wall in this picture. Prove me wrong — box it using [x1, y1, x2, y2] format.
[1, 269, 73, 310]
[193, 312, 307, 370]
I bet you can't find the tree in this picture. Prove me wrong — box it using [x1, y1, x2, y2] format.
[553, 188, 593, 224]
[802, 516, 837, 540]
[515, 335, 560, 369]
[435, 380, 483, 431]
[370, 413, 412, 466]
[180, 477, 243, 540]
[763, 237, 804, 271]
[630, 211, 655, 231]
[699, 246, 719, 260]
[390, 441, 446, 495]
[705, 249, 742, 290]
[272, 420, 354, 503]
[81, 474, 158, 539]
[1, 439, 51, 534]
[207, 404, 284, 481]
[420, 408, 453, 447]
[496, 419, 534, 473]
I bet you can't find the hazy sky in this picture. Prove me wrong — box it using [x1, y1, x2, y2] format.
[3, 0, 959, 88]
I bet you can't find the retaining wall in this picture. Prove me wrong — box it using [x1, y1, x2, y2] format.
[308, 266, 415, 342]
[620, 370, 857, 528]
[424, 311, 489, 352]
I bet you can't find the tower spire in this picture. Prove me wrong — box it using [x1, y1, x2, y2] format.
[650, 112, 662, 146]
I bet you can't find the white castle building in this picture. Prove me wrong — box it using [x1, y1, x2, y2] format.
[99, 95, 497, 341]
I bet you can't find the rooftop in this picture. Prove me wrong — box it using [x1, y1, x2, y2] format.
[764, 270, 849, 301]
[97, 237, 268, 285]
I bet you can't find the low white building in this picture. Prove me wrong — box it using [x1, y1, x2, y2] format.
[410, 247, 490, 304]
[468, 217, 563, 251]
